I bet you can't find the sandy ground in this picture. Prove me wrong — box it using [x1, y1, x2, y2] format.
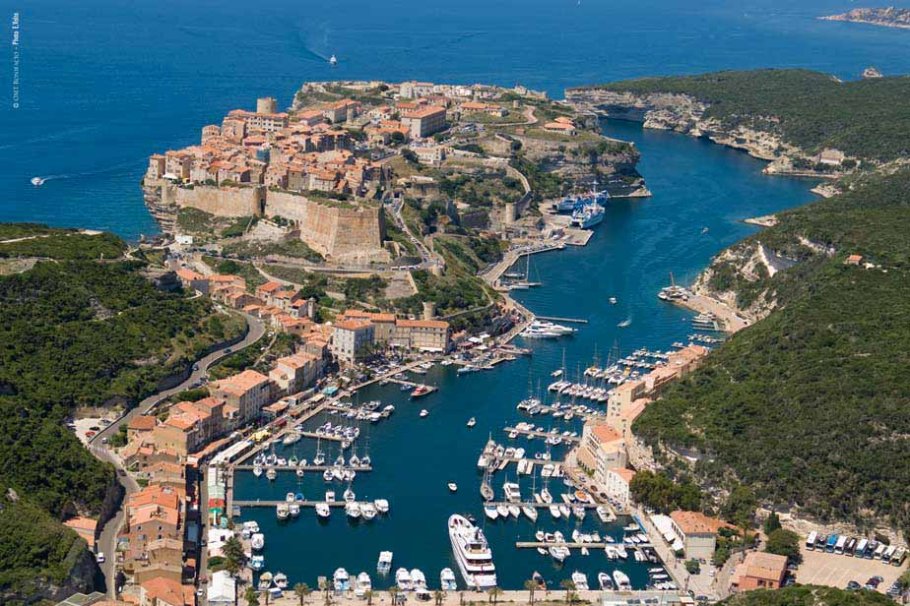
[795, 546, 906, 593]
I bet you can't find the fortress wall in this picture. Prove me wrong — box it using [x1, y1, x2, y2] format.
[174, 185, 264, 217]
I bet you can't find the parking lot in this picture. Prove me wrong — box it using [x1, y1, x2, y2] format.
[796, 545, 906, 593]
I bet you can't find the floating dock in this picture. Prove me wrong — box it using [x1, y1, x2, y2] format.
[503, 426, 581, 443]
[234, 464, 372, 472]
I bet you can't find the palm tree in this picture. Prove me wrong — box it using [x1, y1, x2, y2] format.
[244, 586, 260, 606]
[488, 587, 503, 605]
[295, 583, 311, 606]
[524, 579, 537, 606]
[388, 587, 399, 606]
[318, 578, 331, 606]
[365, 589, 374, 606]
[434, 590, 444, 606]
[459, 591, 465, 606]
[560, 580, 575, 604]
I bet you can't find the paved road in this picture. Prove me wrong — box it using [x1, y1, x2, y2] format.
[89, 311, 266, 596]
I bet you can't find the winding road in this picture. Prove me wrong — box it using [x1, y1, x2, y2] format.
[89, 311, 266, 596]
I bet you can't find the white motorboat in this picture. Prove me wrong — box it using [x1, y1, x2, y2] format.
[323, 469, 333, 482]
[613, 570, 631, 590]
[549, 504, 561, 519]
[395, 568, 412, 591]
[377, 551, 393, 574]
[466, 417, 476, 428]
[571, 571, 589, 591]
[522, 505, 538, 522]
[286, 492, 296, 503]
[440, 567, 458, 591]
[503, 482, 521, 502]
[266, 467, 277, 481]
[258, 572, 273, 591]
[419, 409, 429, 418]
[598, 572, 613, 590]
[333, 568, 350, 592]
[508, 504, 521, 518]
[496, 504, 510, 518]
[558, 504, 571, 518]
[361, 502, 378, 521]
[374, 499, 390, 514]
[296, 467, 305, 478]
[251, 533, 265, 550]
[596, 505, 610, 523]
[343, 488, 356, 502]
[410, 568, 427, 591]
[276, 503, 289, 520]
[274, 572, 289, 589]
[354, 572, 372, 598]
[448, 482, 458, 492]
[329, 54, 338, 66]
[484, 505, 499, 521]
[316, 503, 331, 519]
[282, 432, 300, 446]
[345, 502, 361, 519]
[573, 505, 586, 520]
[325, 490, 336, 503]
[253, 464, 263, 477]
[549, 545, 570, 562]
[448, 514, 497, 589]
[31, 177, 46, 186]
[289, 503, 300, 517]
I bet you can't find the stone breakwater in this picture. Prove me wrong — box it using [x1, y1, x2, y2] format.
[563, 88, 837, 178]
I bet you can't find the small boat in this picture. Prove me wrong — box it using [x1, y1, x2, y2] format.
[596, 505, 610, 523]
[617, 318, 632, 328]
[608, 297, 618, 305]
[549, 504, 561, 519]
[258, 572, 273, 591]
[345, 502, 361, 519]
[325, 490, 336, 503]
[598, 572, 614, 591]
[333, 568, 350, 592]
[274, 572, 289, 589]
[374, 499, 390, 514]
[286, 492, 296, 503]
[296, 467, 305, 478]
[558, 504, 571, 518]
[440, 567, 458, 592]
[377, 551, 393, 574]
[362, 502, 378, 521]
[419, 409, 429, 418]
[571, 571, 589, 591]
[323, 469, 333, 482]
[395, 568, 412, 591]
[354, 572, 372, 598]
[329, 54, 338, 66]
[484, 505, 499, 521]
[466, 417, 477, 428]
[522, 505, 538, 522]
[316, 503, 331, 519]
[266, 467, 277, 481]
[411, 384, 432, 398]
[496, 504, 510, 518]
[508, 504, 521, 518]
[410, 568, 427, 591]
[30, 177, 46, 187]
[613, 570, 631, 590]
[251, 533, 265, 550]
[250, 554, 265, 571]
[549, 545, 570, 562]
[253, 464, 263, 477]
[343, 488, 356, 502]
[289, 503, 300, 517]
[448, 482, 458, 492]
[276, 503, 289, 520]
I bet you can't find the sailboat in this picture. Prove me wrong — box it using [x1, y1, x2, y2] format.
[313, 437, 325, 466]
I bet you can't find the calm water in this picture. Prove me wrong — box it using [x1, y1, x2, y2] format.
[4, 0, 909, 592]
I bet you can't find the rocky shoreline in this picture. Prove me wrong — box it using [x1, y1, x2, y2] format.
[820, 7, 910, 30]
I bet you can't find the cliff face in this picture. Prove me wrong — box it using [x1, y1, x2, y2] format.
[564, 89, 821, 176]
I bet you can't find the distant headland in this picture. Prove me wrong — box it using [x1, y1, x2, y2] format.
[819, 6, 910, 30]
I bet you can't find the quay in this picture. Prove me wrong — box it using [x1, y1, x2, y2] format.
[233, 500, 351, 508]
[515, 541, 647, 549]
[504, 426, 581, 443]
[537, 315, 589, 324]
[234, 464, 372, 472]
[487, 501, 600, 509]
[234, 402, 330, 464]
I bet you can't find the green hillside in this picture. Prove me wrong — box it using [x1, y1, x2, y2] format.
[633, 169, 910, 533]
[586, 69, 910, 162]
[721, 586, 896, 606]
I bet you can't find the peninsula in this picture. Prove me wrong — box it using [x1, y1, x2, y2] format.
[820, 7, 910, 30]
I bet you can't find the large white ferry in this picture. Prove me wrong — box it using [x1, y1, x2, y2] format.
[448, 514, 497, 589]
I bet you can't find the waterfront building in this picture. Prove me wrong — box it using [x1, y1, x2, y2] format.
[269, 351, 322, 394]
[341, 309, 397, 343]
[401, 105, 447, 138]
[391, 319, 451, 352]
[607, 379, 646, 419]
[668, 510, 731, 561]
[576, 422, 628, 485]
[604, 467, 637, 510]
[210, 369, 272, 424]
[331, 319, 375, 363]
[731, 552, 788, 591]
[644, 344, 709, 393]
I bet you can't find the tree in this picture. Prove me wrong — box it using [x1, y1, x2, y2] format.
[685, 559, 701, 575]
[294, 583, 311, 606]
[560, 579, 575, 603]
[365, 590, 374, 606]
[223, 535, 245, 571]
[723, 484, 757, 529]
[764, 512, 782, 535]
[388, 588, 399, 606]
[488, 587, 503, 604]
[765, 529, 801, 562]
[434, 590, 444, 605]
[244, 587, 260, 606]
[524, 579, 537, 605]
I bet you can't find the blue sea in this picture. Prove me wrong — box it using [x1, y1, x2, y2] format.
[4, 0, 910, 592]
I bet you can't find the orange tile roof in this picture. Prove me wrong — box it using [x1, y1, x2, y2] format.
[612, 468, 637, 483]
[403, 105, 446, 119]
[141, 576, 185, 606]
[588, 422, 622, 444]
[334, 319, 373, 331]
[670, 510, 730, 536]
[396, 319, 449, 329]
[736, 552, 788, 582]
[257, 281, 283, 293]
[129, 415, 158, 431]
[214, 369, 270, 395]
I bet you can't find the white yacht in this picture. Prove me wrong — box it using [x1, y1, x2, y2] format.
[571, 571, 589, 591]
[333, 568, 350, 592]
[276, 503, 289, 520]
[253, 464, 263, 477]
[31, 177, 46, 186]
[440, 568, 458, 591]
[612, 570, 631, 591]
[361, 502, 378, 521]
[503, 482, 521, 502]
[316, 503, 331, 519]
[448, 482, 458, 492]
[266, 467, 277, 481]
[522, 505, 538, 522]
[598, 572, 613, 590]
[343, 487, 356, 502]
[419, 409, 429, 418]
[274, 572, 289, 589]
[508, 504, 521, 518]
[466, 417, 477, 428]
[354, 572, 372, 598]
[374, 498, 390, 514]
[289, 503, 301, 517]
[251, 533, 265, 550]
[484, 505, 499, 521]
[596, 505, 610, 523]
[329, 54, 338, 66]
[496, 504, 510, 518]
[549, 504, 561, 519]
[410, 568, 427, 591]
[377, 551, 393, 574]
[345, 502, 361, 519]
[282, 432, 301, 446]
[448, 514, 497, 589]
[548, 545, 570, 562]
[395, 568, 412, 591]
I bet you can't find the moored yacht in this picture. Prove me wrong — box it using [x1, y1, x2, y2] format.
[333, 568, 350, 592]
[440, 567, 458, 591]
[448, 514, 497, 589]
[571, 571, 589, 591]
[316, 503, 331, 519]
[612, 570, 631, 590]
[395, 568, 412, 591]
[354, 572, 371, 598]
[377, 551, 393, 574]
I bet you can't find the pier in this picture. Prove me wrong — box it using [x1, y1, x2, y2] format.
[537, 315, 589, 324]
[503, 426, 581, 443]
[233, 500, 352, 508]
[516, 541, 624, 549]
[234, 464, 372, 472]
[487, 501, 600, 509]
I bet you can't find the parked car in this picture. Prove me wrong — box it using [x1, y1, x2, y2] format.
[846, 581, 861, 591]
[96, 552, 105, 563]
